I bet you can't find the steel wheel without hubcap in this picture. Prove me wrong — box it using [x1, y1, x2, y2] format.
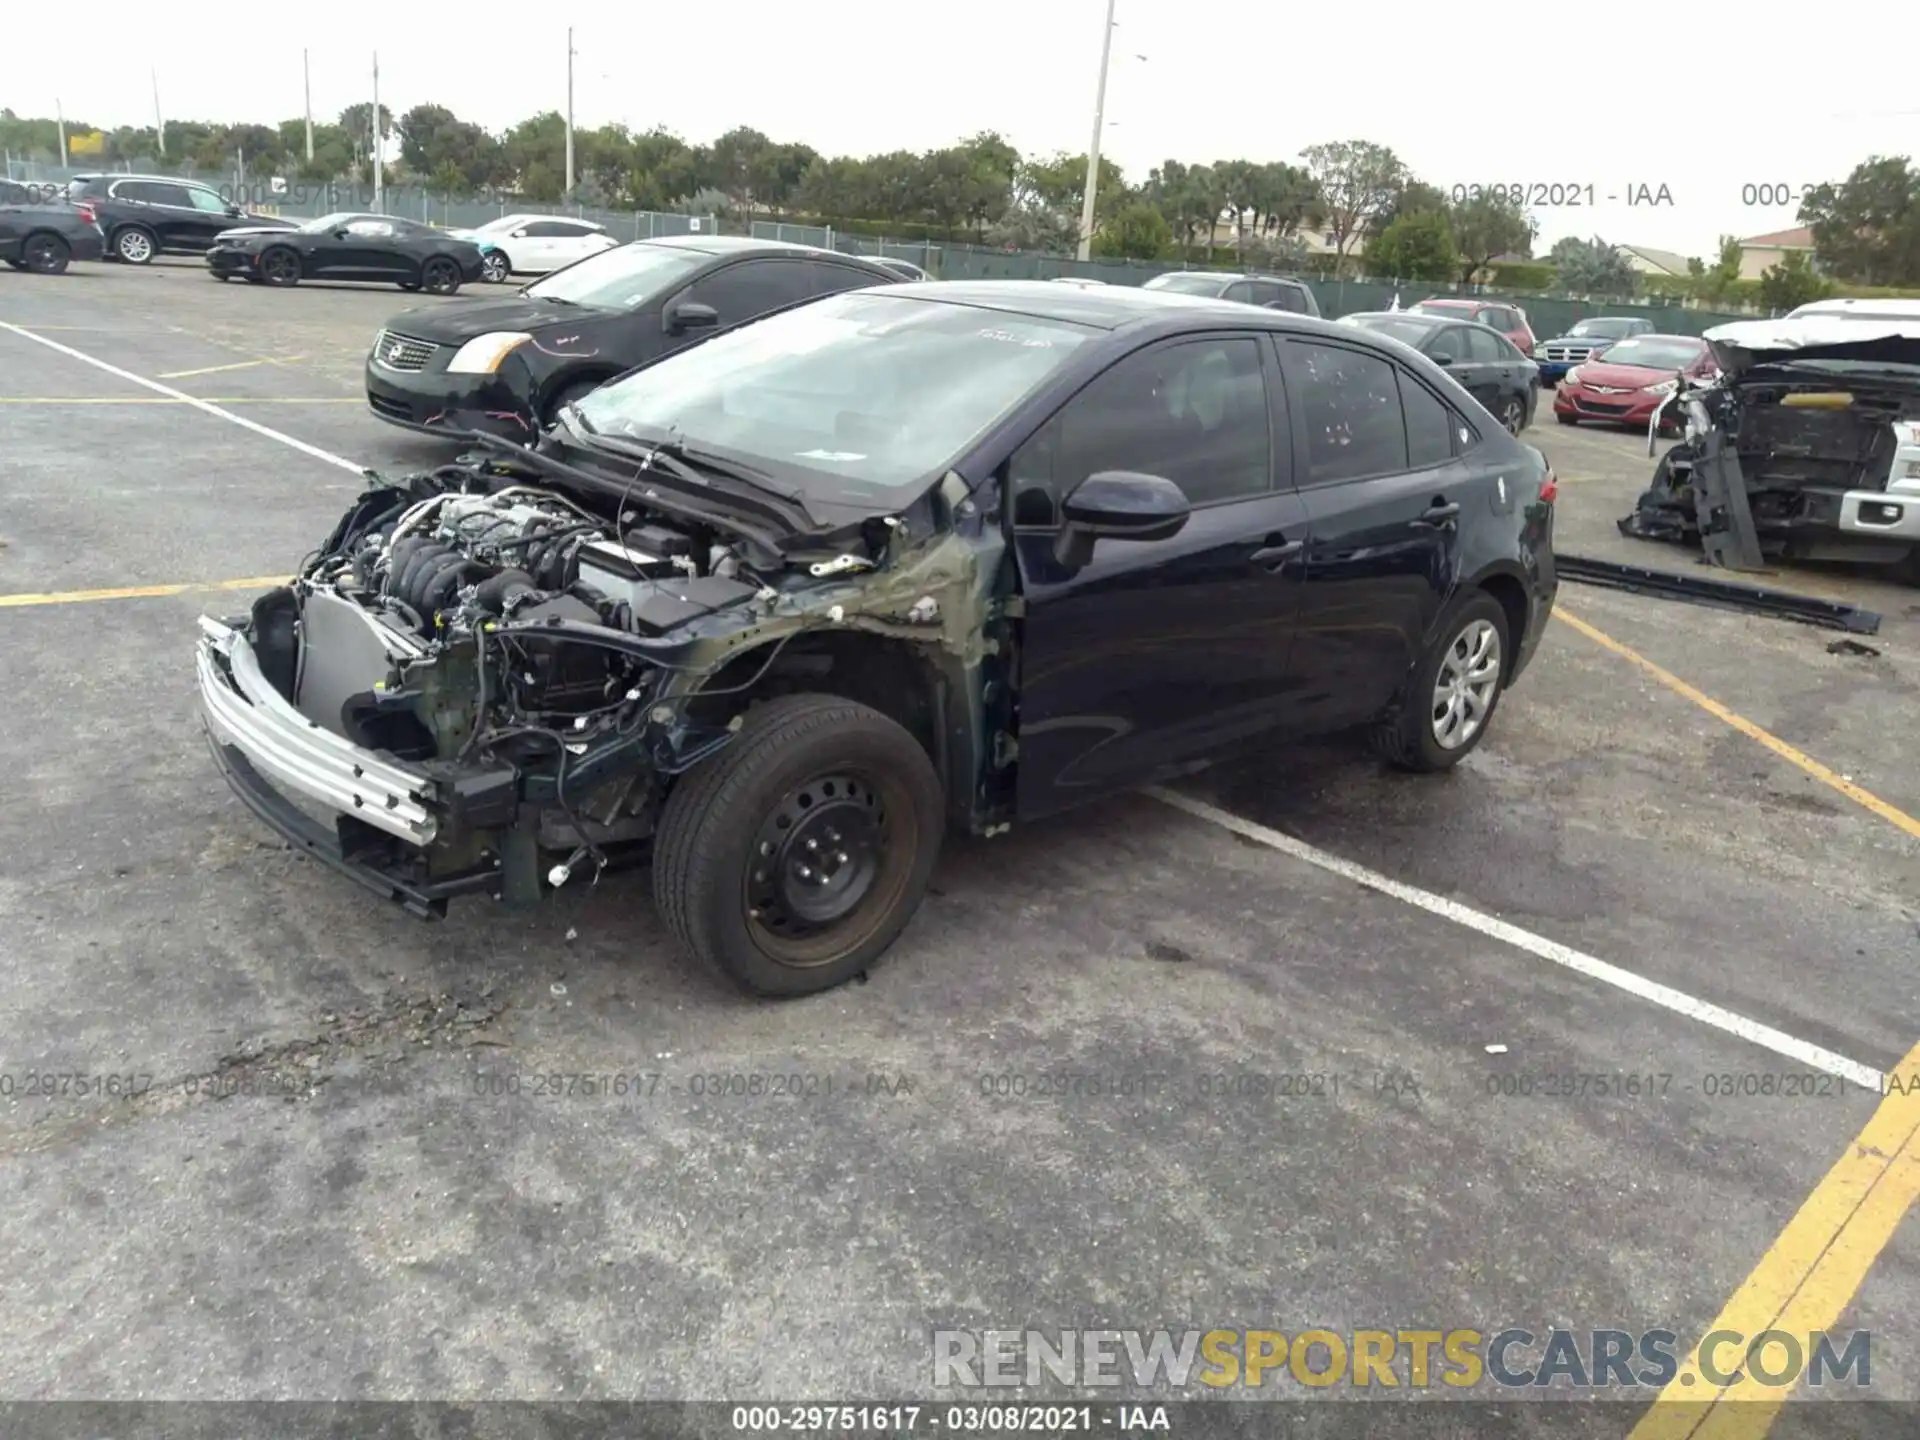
[481, 252, 509, 283]
[1501, 396, 1526, 435]
[1431, 618, 1502, 750]
[744, 772, 904, 966]
[261, 248, 301, 285]
[115, 229, 155, 264]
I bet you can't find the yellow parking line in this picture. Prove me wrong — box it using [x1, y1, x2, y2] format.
[1555, 607, 1920, 844]
[0, 576, 289, 609]
[1628, 1039, 1920, 1439]
[157, 356, 306, 379]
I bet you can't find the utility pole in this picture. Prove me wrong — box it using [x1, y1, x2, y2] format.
[304, 50, 314, 163]
[371, 51, 383, 212]
[56, 100, 68, 167]
[564, 27, 576, 204]
[150, 71, 166, 158]
[1076, 0, 1118, 262]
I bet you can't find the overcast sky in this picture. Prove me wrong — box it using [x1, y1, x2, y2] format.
[9, 3, 1915, 259]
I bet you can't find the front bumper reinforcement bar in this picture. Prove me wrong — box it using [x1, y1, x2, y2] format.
[1555, 554, 1881, 635]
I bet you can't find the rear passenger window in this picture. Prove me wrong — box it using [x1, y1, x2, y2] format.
[1464, 328, 1507, 363]
[1288, 342, 1408, 484]
[1272, 284, 1310, 314]
[1399, 374, 1454, 468]
[806, 260, 888, 297]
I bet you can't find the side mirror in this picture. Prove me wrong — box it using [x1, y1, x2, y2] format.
[667, 301, 720, 335]
[1052, 470, 1191, 569]
[225, 204, 242, 217]
[1432, 354, 1453, 366]
[511, 228, 529, 238]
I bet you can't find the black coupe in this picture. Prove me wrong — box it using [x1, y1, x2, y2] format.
[364, 235, 904, 442]
[206, 213, 486, 294]
[1339, 310, 1540, 435]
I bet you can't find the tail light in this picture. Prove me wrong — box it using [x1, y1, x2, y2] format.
[75, 201, 97, 226]
[1538, 468, 1559, 504]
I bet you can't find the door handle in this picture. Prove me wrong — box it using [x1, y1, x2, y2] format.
[1249, 539, 1303, 569]
[1411, 500, 1460, 529]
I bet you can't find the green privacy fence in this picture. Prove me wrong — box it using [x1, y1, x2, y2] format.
[11, 157, 1755, 334]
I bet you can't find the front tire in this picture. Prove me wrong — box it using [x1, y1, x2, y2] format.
[113, 226, 158, 265]
[652, 694, 945, 997]
[1370, 591, 1511, 773]
[23, 234, 71, 274]
[421, 257, 461, 295]
[259, 247, 302, 286]
[481, 251, 510, 283]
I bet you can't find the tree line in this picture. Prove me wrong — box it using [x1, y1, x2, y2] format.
[4, 106, 1917, 299]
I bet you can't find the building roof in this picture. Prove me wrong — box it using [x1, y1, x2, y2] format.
[1616, 244, 1692, 276]
[1739, 226, 1815, 249]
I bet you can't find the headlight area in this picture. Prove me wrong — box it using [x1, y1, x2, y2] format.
[446, 332, 531, 374]
[245, 469, 797, 905]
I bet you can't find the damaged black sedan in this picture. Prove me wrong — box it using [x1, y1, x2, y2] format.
[198, 282, 1559, 995]
[1625, 310, 1920, 576]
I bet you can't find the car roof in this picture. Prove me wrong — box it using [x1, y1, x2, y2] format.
[873, 279, 1359, 335]
[490, 212, 606, 228]
[641, 234, 876, 260]
[1411, 297, 1486, 310]
[1344, 310, 1449, 328]
[1599, 332, 1704, 345]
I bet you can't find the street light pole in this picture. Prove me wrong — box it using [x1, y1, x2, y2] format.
[371, 51, 383, 212]
[56, 100, 68, 168]
[564, 27, 576, 204]
[151, 71, 165, 158]
[1075, 0, 1118, 262]
[304, 49, 314, 163]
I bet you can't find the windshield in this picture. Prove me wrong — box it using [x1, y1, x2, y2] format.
[1410, 301, 1471, 317]
[1591, 338, 1702, 370]
[299, 212, 375, 233]
[1570, 319, 1639, 338]
[1342, 315, 1438, 347]
[574, 290, 1095, 498]
[1143, 272, 1227, 296]
[524, 242, 705, 307]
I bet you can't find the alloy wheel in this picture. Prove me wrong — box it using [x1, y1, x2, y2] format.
[262, 249, 300, 284]
[25, 235, 67, 274]
[1430, 619, 1502, 750]
[1502, 396, 1525, 435]
[116, 229, 154, 264]
[482, 252, 509, 283]
[423, 259, 458, 294]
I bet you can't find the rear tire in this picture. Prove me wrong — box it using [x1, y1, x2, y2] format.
[112, 226, 157, 265]
[421, 257, 461, 295]
[652, 694, 945, 997]
[1498, 394, 1526, 436]
[1370, 590, 1511, 773]
[23, 233, 70, 274]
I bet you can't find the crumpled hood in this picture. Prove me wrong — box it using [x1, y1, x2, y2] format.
[1704, 314, 1920, 377]
[386, 295, 623, 343]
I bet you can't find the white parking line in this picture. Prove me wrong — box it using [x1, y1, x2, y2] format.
[1146, 787, 1888, 1091]
[0, 322, 365, 477]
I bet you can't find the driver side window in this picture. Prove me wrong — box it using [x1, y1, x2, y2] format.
[346, 219, 394, 238]
[1009, 336, 1274, 528]
[187, 187, 229, 214]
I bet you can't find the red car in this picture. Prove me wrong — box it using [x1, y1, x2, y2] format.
[1552, 334, 1718, 431]
[1406, 298, 1535, 354]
